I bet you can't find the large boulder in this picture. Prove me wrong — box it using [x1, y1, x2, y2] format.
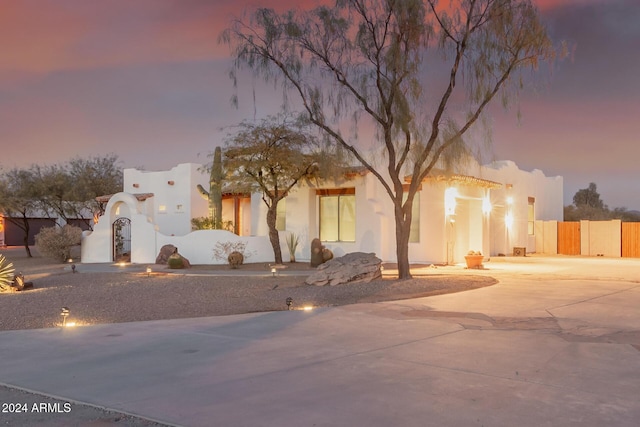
[305, 252, 382, 286]
[156, 244, 176, 264]
[309, 238, 325, 267]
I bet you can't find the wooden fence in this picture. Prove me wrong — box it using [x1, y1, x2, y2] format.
[622, 222, 640, 258]
[537, 220, 640, 258]
[557, 222, 580, 255]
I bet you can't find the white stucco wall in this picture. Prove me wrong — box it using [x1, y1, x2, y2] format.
[481, 161, 563, 255]
[81, 192, 157, 263]
[124, 163, 209, 236]
[82, 160, 563, 265]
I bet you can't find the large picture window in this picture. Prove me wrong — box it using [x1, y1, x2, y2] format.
[403, 192, 420, 243]
[276, 198, 286, 231]
[318, 189, 356, 242]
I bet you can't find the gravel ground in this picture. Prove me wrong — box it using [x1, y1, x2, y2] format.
[0, 264, 496, 332]
[0, 247, 496, 426]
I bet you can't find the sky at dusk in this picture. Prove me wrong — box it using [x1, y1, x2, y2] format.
[1, 0, 639, 210]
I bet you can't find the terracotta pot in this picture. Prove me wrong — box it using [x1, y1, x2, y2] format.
[464, 255, 484, 269]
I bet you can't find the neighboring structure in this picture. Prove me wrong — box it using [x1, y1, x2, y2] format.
[0, 213, 91, 247]
[81, 160, 563, 265]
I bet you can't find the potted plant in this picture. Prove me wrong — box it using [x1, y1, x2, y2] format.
[464, 250, 484, 269]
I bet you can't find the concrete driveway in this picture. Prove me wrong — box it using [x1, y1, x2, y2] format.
[1, 256, 639, 426]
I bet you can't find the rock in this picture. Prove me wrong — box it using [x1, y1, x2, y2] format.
[322, 248, 334, 263]
[156, 244, 176, 264]
[227, 251, 244, 269]
[305, 252, 382, 286]
[310, 238, 325, 267]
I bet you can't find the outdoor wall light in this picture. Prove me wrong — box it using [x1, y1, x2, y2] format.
[482, 197, 492, 214]
[61, 307, 70, 326]
[444, 188, 458, 215]
[505, 212, 514, 228]
[286, 297, 293, 310]
[507, 196, 514, 205]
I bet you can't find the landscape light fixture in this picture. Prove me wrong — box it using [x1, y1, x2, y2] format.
[271, 267, 277, 277]
[61, 307, 70, 326]
[71, 264, 76, 273]
[146, 266, 152, 277]
[286, 297, 293, 310]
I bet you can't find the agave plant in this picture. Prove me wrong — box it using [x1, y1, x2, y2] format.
[0, 254, 15, 292]
[285, 233, 300, 263]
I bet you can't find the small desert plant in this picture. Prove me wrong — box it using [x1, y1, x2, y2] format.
[467, 250, 482, 256]
[0, 254, 16, 292]
[213, 241, 252, 268]
[35, 225, 83, 262]
[285, 233, 300, 263]
[191, 217, 235, 232]
[167, 253, 185, 269]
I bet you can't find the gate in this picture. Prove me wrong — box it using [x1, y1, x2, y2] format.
[558, 222, 580, 255]
[622, 222, 640, 258]
[112, 218, 131, 262]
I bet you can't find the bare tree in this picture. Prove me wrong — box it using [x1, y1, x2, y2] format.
[222, 0, 561, 278]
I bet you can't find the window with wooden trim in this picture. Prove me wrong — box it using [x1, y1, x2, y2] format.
[528, 197, 535, 235]
[318, 189, 356, 242]
[276, 198, 286, 231]
[402, 192, 420, 243]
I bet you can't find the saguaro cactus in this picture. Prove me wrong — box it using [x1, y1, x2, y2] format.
[197, 146, 223, 229]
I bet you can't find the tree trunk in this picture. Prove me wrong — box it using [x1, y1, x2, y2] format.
[266, 204, 282, 264]
[394, 202, 412, 280]
[20, 217, 32, 258]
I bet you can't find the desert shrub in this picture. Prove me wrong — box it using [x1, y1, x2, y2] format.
[191, 217, 235, 232]
[213, 241, 252, 268]
[0, 254, 15, 292]
[35, 225, 83, 262]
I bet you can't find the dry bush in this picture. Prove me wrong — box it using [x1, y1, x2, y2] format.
[35, 225, 83, 262]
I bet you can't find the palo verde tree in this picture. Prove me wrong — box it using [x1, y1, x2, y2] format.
[222, 0, 561, 279]
[0, 155, 122, 256]
[223, 114, 334, 264]
[0, 168, 40, 257]
[31, 155, 123, 229]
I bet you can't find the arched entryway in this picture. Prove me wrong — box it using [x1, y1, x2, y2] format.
[112, 217, 131, 262]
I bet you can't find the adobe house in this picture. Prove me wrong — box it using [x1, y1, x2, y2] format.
[252, 159, 563, 264]
[81, 160, 563, 265]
